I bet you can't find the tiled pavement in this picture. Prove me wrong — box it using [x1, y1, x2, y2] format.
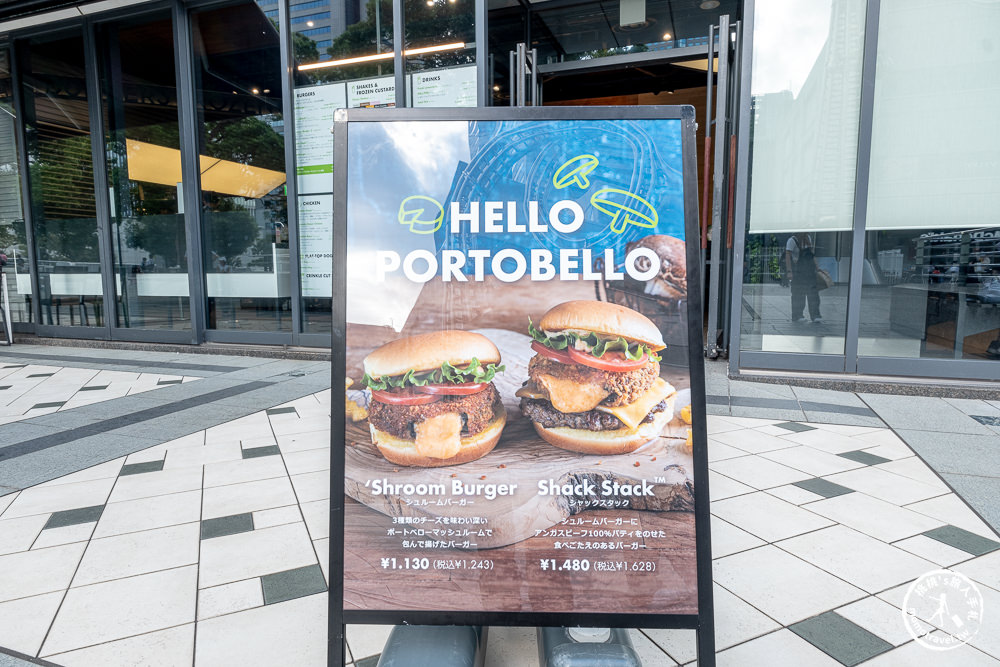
[0, 347, 998, 666]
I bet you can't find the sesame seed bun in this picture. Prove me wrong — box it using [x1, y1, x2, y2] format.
[368, 406, 507, 467]
[363, 330, 501, 379]
[538, 300, 666, 351]
[531, 407, 672, 455]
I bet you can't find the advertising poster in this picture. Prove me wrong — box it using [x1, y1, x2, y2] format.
[411, 65, 477, 108]
[337, 109, 708, 623]
[298, 195, 333, 297]
[294, 83, 346, 194]
[347, 76, 395, 109]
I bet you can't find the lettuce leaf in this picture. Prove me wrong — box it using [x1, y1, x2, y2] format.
[361, 358, 505, 391]
[528, 318, 662, 362]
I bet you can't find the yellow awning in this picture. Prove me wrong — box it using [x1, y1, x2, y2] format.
[126, 139, 286, 199]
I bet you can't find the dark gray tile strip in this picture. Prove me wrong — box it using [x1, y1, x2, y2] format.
[201, 512, 254, 540]
[242, 445, 281, 459]
[793, 478, 855, 499]
[730, 395, 802, 410]
[776, 421, 816, 432]
[838, 450, 893, 466]
[78, 385, 109, 392]
[26, 373, 53, 378]
[0, 351, 243, 373]
[0, 381, 273, 462]
[789, 611, 893, 666]
[2, 364, 25, 369]
[261, 564, 327, 605]
[0, 386, 10, 391]
[971, 415, 1000, 427]
[31, 402, 65, 410]
[157, 379, 183, 386]
[43, 505, 105, 529]
[0, 644, 65, 666]
[922, 525, 1000, 556]
[799, 401, 877, 417]
[119, 460, 165, 476]
[266, 406, 298, 416]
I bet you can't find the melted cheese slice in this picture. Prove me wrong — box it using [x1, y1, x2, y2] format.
[534, 373, 609, 413]
[595, 378, 675, 432]
[413, 412, 463, 459]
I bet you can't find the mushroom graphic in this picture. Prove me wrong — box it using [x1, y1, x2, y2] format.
[552, 154, 599, 190]
[397, 195, 444, 234]
[589, 188, 658, 234]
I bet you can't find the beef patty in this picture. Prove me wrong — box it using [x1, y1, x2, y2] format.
[368, 383, 500, 439]
[527, 355, 660, 407]
[520, 397, 669, 431]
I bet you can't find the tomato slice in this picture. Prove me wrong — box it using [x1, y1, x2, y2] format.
[413, 382, 487, 396]
[567, 345, 649, 372]
[531, 340, 574, 364]
[371, 389, 441, 405]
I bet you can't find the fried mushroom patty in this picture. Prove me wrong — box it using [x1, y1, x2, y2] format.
[519, 397, 669, 431]
[368, 383, 500, 439]
[527, 355, 660, 407]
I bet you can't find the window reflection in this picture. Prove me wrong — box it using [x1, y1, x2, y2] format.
[741, 0, 866, 355]
[193, 2, 291, 332]
[0, 48, 30, 325]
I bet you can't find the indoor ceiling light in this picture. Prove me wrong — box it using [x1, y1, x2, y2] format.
[492, 84, 500, 91]
[700, 0, 720, 9]
[306, 20, 313, 26]
[251, 87, 260, 94]
[662, 32, 671, 40]
[297, 42, 466, 70]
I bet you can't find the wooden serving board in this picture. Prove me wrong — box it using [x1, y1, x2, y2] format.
[344, 328, 694, 549]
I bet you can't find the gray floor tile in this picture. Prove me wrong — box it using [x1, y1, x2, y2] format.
[242, 445, 282, 459]
[800, 401, 877, 417]
[776, 422, 816, 433]
[730, 395, 802, 410]
[729, 405, 807, 422]
[261, 564, 328, 605]
[861, 394, 995, 435]
[801, 411, 887, 428]
[792, 478, 855, 499]
[789, 611, 892, 666]
[971, 415, 1000, 427]
[119, 460, 165, 476]
[44, 504, 105, 529]
[939, 473, 1000, 534]
[837, 450, 892, 466]
[354, 656, 379, 667]
[266, 407, 298, 416]
[201, 512, 255, 540]
[895, 430, 1000, 478]
[922, 525, 1000, 556]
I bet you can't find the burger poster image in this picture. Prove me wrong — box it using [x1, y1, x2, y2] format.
[334, 108, 709, 622]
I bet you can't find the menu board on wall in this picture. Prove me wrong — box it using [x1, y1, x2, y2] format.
[294, 83, 346, 195]
[332, 108, 714, 653]
[347, 76, 395, 108]
[298, 194, 333, 297]
[411, 66, 477, 108]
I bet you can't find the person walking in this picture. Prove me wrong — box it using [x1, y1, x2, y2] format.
[785, 233, 822, 323]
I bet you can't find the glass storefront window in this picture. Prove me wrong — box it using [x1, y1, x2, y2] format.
[858, 0, 1000, 362]
[740, 0, 866, 356]
[19, 32, 104, 329]
[98, 13, 191, 331]
[292, 1, 400, 335]
[406, 0, 476, 108]
[193, 2, 291, 332]
[0, 47, 30, 325]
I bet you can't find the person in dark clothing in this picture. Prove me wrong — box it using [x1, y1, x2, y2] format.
[785, 233, 822, 323]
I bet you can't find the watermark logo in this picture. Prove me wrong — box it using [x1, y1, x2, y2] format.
[902, 570, 984, 651]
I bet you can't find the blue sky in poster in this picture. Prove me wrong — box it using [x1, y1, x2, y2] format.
[347, 118, 685, 277]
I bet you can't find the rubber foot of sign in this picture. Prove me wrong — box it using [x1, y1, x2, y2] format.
[376, 625, 487, 667]
[537, 627, 641, 667]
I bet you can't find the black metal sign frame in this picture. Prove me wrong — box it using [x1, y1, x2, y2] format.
[330, 105, 715, 666]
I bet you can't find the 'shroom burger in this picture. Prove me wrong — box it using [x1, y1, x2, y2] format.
[362, 331, 507, 467]
[517, 301, 676, 455]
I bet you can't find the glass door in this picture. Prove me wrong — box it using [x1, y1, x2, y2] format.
[97, 12, 193, 337]
[19, 30, 108, 333]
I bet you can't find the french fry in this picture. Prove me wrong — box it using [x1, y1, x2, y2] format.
[679, 404, 692, 425]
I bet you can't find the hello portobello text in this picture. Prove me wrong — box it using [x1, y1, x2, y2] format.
[376, 199, 661, 284]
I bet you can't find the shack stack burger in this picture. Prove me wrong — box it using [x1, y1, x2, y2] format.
[517, 301, 675, 454]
